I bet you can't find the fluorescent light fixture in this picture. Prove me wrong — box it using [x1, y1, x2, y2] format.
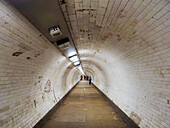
[57, 38, 71, 50]
[74, 61, 80, 65]
[70, 56, 79, 62]
[49, 25, 62, 38]
[69, 54, 79, 62]
[76, 64, 81, 67]
[69, 54, 76, 58]
[68, 51, 77, 57]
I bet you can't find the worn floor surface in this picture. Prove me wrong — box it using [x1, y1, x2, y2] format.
[43, 81, 129, 128]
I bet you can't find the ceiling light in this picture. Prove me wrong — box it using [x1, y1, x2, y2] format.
[69, 54, 76, 58]
[69, 54, 79, 62]
[74, 61, 80, 65]
[49, 25, 62, 38]
[75, 63, 81, 66]
[70, 56, 79, 62]
[68, 51, 77, 57]
[57, 37, 71, 50]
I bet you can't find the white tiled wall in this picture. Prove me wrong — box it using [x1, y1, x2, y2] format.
[0, 0, 170, 128]
[0, 1, 78, 127]
[61, 0, 170, 127]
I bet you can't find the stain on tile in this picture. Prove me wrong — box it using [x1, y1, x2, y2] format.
[132, 19, 139, 26]
[34, 53, 40, 58]
[117, 34, 122, 41]
[130, 111, 141, 125]
[12, 52, 23, 57]
[18, 43, 32, 51]
[42, 95, 45, 100]
[26, 57, 31, 60]
[39, 76, 43, 79]
[34, 100, 37, 108]
[60, 0, 66, 4]
[160, 71, 165, 78]
[0, 106, 9, 113]
[44, 79, 51, 93]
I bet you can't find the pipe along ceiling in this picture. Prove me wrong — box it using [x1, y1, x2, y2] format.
[0, 0, 170, 128]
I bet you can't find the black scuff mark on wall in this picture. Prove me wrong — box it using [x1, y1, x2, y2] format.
[60, 0, 66, 4]
[34, 100, 37, 108]
[117, 34, 122, 41]
[26, 57, 31, 60]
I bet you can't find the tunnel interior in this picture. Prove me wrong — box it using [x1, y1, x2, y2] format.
[0, 0, 170, 128]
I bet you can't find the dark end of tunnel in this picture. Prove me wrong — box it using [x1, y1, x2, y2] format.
[93, 84, 140, 128]
[33, 82, 79, 128]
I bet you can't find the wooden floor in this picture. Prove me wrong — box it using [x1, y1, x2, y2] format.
[43, 81, 129, 128]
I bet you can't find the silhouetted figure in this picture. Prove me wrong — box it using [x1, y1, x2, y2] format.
[84, 75, 86, 80]
[80, 75, 83, 80]
[87, 75, 89, 80]
[89, 77, 92, 85]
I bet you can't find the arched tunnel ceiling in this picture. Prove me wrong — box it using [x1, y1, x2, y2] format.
[60, 0, 169, 50]
[59, 2, 170, 127]
[0, 0, 169, 128]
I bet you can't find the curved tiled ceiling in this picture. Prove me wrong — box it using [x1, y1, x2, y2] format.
[60, 0, 169, 49]
[60, 0, 170, 127]
[0, 0, 169, 128]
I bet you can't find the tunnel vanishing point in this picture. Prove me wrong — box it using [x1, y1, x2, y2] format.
[0, 0, 170, 128]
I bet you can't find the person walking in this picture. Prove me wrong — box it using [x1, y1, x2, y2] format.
[89, 77, 91, 85]
[84, 75, 86, 80]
